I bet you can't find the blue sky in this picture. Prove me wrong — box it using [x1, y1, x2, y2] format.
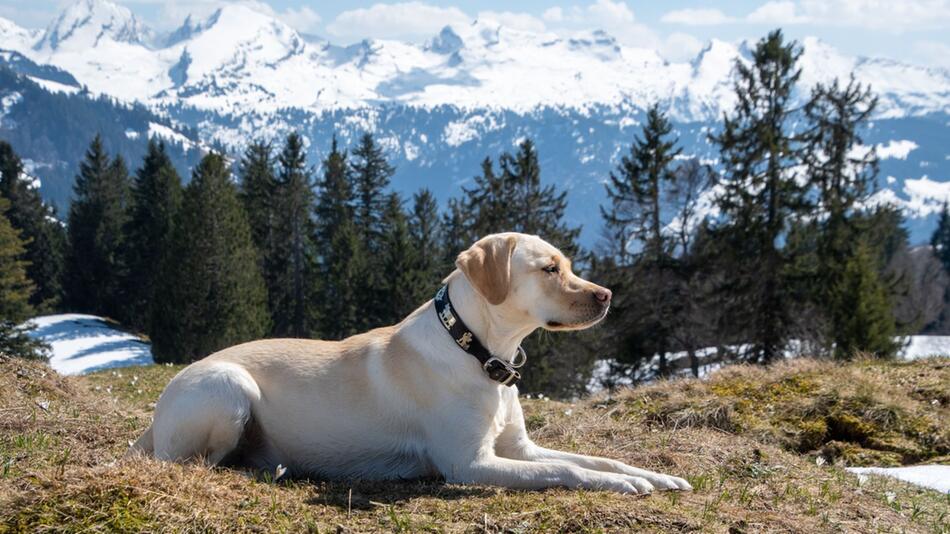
[2, 0, 949, 67]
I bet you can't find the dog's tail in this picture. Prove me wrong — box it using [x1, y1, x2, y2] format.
[126, 425, 154, 458]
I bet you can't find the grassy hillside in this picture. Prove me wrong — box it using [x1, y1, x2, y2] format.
[0, 354, 947, 533]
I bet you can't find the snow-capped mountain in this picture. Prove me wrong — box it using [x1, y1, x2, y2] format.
[7, 0, 950, 121]
[2, 0, 950, 244]
[34, 0, 152, 51]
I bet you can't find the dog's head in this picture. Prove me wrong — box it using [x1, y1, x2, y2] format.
[455, 232, 612, 331]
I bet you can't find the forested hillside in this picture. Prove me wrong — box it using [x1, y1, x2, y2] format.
[0, 57, 202, 215]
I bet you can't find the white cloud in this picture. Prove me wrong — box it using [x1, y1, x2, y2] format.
[542, 6, 564, 23]
[585, 0, 635, 24]
[745, 0, 950, 30]
[913, 40, 950, 69]
[747, 1, 809, 24]
[326, 2, 470, 42]
[797, 0, 950, 30]
[279, 6, 321, 33]
[661, 31, 705, 61]
[661, 8, 735, 26]
[546, 0, 660, 49]
[155, 1, 319, 32]
[476, 10, 546, 33]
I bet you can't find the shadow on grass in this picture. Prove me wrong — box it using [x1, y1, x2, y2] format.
[298, 478, 498, 511]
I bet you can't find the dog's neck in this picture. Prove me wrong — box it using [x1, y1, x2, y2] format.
[445, 273, 537, 364]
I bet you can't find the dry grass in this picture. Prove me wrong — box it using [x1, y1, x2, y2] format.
[0, 354, 948, 533]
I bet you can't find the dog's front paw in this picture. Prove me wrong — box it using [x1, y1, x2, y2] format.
[622, 475, 655, 494]
[588, 473, 651, 494]
[646, 473, 692, 491]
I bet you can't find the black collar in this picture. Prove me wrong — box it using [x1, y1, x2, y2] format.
[434, 285, 526, 387]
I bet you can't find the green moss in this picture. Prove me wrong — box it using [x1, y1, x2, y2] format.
[525, 413, 547, 432]
[821, 441, 903, 467]
[6, 488, 156, 533]
[795, 419, 828, 452]
[645, 360, 950, 467]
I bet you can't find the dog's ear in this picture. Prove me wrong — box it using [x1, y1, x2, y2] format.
[456, 234, 517, 305]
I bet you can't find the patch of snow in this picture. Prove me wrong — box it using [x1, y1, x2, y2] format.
[20, 172, 41, 190]
[902, 176, 950, 217]
[617, 117, 638, 129]
[588, 335, 950, 392]
[404, 140, 419, 161]
[147, 122, 192, 149]
[847, 466, 950, 494]
[0, 91, 21, 114]
[24, 314, 153, 375]
[0, 16, 39, 53]
[865, 178, 950, 218]
[125, 129, 140, 140]
[900, 336, 950, 360]
[876, 140, 918, 160]
[26, 76, 80, 95]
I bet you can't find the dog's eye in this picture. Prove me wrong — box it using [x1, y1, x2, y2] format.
[542, 264, 559, 274]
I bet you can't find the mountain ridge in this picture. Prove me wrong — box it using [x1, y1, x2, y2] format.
[2, 0, 949, 121]
[1, 0, 950, 246]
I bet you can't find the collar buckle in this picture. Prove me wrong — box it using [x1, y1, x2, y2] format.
[482, 357, 521, 387]
[435, 284, 524, 388]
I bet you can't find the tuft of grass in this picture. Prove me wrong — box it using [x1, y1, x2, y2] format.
[636, 357, 950, 467]
[0, 354, 948, 532]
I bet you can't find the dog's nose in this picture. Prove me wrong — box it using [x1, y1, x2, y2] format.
[593, 287, 612, 304]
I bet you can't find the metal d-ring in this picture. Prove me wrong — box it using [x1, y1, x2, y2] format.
[510, 346, 527, 368]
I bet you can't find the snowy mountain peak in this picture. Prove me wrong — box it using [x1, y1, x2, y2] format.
[0, 16, 38, 54]
[692, 39, 739, 69]
[4, 3, 950, 121]
[35, 0, 151, 51]
[163, 14, 204, 48]
[566, 30, 622, 60]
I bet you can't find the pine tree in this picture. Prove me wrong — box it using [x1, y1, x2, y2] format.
[441, 197, 471, 272]
[314, 137, 365, 339]
[269, 132, 318, 337]
[804, 77, 881, 355]
[0, 199, 34, 316]
[466, 157, 509, 240]
[0, 197, 47, 359]
[600, 105, 682, 376]
[602, 104, 681, 265]
[832, 241, 899, 359]
[151, 153, 269, 363]
[121, 139, 182, 331]
[351, 133, 395, 249]
[0, 141, 65, 313]
[710, 30, 808, 363]
[805, 78, 878, 235]
[498, 140, 580, 254]
[408, 188, 443, 303]
[64, 136, 131, 319]
[380, 192, 417, 322]
[238, 141, 278, 255]
[350, 133, 395, 327]
[931, 203, 950, 273]
[464, 140, 580, 254]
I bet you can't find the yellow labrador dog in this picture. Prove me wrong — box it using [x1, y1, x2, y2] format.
[130, 232, 691, 494]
